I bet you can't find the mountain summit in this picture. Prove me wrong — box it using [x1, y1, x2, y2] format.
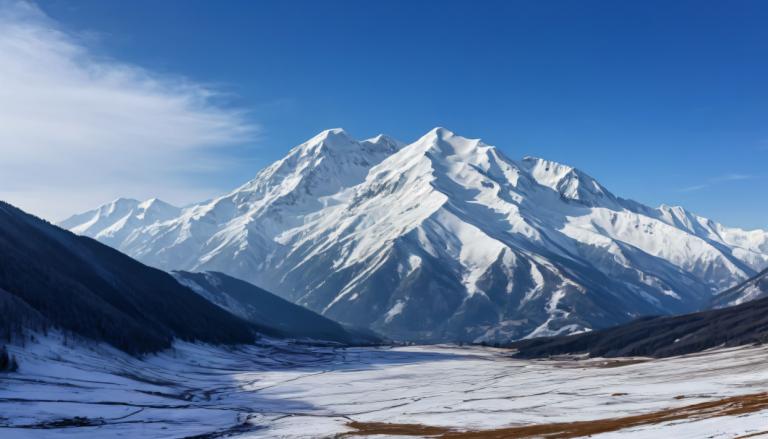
[62, 128, 768, 342]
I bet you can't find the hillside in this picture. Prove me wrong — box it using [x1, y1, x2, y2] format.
[173, 271, 381, 344]
[0, 201, 255, 354]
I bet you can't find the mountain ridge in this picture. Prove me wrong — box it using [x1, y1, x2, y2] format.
[61, 127, 768, 342]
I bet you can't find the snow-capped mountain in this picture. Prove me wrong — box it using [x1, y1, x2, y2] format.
[61, 128, 768, 342]
[58, 198, 181, 249]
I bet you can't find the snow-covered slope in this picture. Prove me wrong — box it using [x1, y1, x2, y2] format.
[61, 127, 768, 342]
[512, 281, 768, 358]
[712, 268, 768, 307]
[58, 197, 180, 249]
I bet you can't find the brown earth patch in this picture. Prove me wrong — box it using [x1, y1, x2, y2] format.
[343, 421, 452, 437]
[343, 391, 768, 438]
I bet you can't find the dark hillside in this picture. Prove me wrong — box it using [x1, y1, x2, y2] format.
[174, 271, 382, 345]
[0, 201, 255, 354]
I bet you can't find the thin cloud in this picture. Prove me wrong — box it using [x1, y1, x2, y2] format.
[712, 173, 754, 183]
[0, 0, 258, 221]
[678, 184, 710, 193]
[678, 173, 759, 193]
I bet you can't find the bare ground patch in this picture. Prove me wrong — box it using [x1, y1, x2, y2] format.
[343, 391, 768, 438]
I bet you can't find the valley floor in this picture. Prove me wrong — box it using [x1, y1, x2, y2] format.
[1, 336, 767, 438]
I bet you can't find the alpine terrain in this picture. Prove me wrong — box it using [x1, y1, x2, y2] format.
[712, 267, 768, 307]
[511, 267, 768, 358]
[62, 128, 768, 342]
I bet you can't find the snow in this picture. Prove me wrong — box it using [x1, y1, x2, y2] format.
[59, 127, 768, 341]
[729, 284, 761, 304]
[2, 336, 768, 438]
[384, 300, 405, 323]
[715, 269, 768, 306]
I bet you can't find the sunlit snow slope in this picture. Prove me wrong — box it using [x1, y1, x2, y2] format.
[62, 128, 768, 342]
[712, 267, 768, 307]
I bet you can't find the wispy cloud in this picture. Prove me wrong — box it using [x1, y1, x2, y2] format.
[678, 173, 759, 193]
[678, 184, 710, 193]
[712, 173, 755, 183]
[0, 0, 258, 221]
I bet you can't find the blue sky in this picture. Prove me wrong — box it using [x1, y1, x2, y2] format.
[2, 0, 766, 228]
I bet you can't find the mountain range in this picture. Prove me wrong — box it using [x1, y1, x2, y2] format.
[61, 128, 768, 342]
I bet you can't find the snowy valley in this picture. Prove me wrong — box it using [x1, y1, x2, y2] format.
[3, 335, 768, 438]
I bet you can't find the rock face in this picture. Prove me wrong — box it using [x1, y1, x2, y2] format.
[61, 127, 768, 342]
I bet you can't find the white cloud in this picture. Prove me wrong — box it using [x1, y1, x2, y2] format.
[0, 0, 257, 221]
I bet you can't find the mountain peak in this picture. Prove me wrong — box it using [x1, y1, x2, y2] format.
[109, 197, 141, 207]
[232, 127, 403, 209]
[135, 198, 180, 221]
[659, 204, 690, 216]
[58, 196, 180, 238]
[427, 126, 455, 137]
[410, 127, 487, 159]
[309, 127, 351, 143]
[363, 134, 404, 148]
[519, 156, 615, 206]
[291, 130, 405, 160]
[138, 197, 178, 210]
